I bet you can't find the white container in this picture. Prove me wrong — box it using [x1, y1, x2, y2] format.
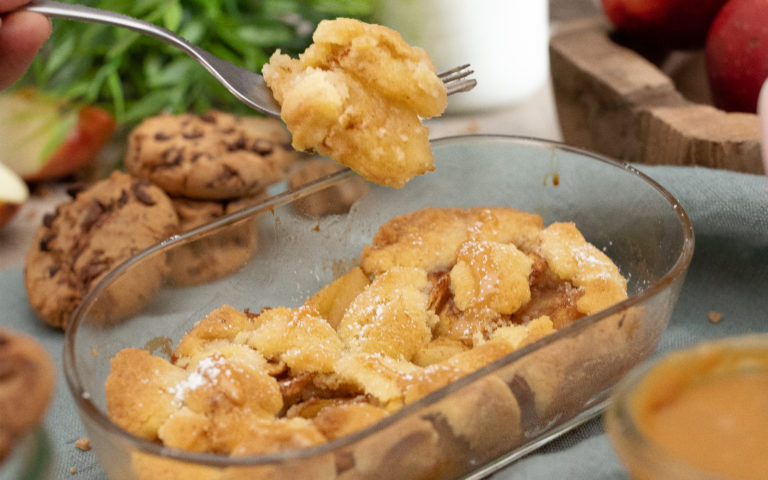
[374, 0, 550, 114]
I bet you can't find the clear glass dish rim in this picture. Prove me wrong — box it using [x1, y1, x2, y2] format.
[63, 134, 696, 468]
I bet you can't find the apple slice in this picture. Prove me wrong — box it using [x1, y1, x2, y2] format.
[0, 162, 29, 229]
[306, 266, 370, 329]
[0, 88, 116, 181]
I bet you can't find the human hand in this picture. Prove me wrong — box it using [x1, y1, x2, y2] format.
[0, 0, 51, 90]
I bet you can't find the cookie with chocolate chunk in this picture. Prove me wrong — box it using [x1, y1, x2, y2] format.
[24, 171, 179, 329]
[125, 110, 296, 200]
[0, 329, 55, 463]
[166, 192, 267, 286]
[288, 158, 369, 217]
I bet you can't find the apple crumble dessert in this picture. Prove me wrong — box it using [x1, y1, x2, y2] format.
[262, 18, 448, 188]
[105, 206, 627, 477]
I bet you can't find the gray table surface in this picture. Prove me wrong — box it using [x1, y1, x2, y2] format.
[2, 164, 766, 479]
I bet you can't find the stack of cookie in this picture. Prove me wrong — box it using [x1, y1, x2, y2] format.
[25, 111, 296, 329]
[25, 172, 180, 329]
[125, 110, 295, 201]
[124, 110, 297, 286]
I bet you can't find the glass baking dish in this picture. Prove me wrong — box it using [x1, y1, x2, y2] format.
[64, 135, 694, 480]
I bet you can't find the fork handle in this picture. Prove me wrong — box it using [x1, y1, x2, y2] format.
[25, 0, 203, 62]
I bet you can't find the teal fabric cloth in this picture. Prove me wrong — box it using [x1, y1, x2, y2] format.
[494, 165, 768, 479]
[1, 165, 766, 479]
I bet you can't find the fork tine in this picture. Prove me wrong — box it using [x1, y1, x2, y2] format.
[440, 67, 474, 84]
[437, 64, 470, 78]
[446, 79, 478, 96]
[439, 64, 476, 95]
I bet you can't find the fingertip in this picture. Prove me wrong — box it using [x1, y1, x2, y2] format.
[8, 10, 52, 46]
[0, 11, 52, 90]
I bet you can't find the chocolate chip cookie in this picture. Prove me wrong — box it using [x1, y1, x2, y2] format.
[25, 171, 180, 329]
[288, 158, 369, 217]
[166, 192, 267, 286]
[125, 111, 297, 200]
[0, 329, 55, 463]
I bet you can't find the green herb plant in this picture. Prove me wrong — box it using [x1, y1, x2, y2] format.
[19, 0, 372, 127]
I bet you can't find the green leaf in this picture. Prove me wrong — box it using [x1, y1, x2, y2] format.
[237, 24, 294, 47]
[162, 1, 183, 32]
[311, 0, 373, 17]
[146, 57, 197, 88]
[60, 82, 91, 102]
[207, 43, 241, 65]
[143, 55, 163, 82]
[122, 89, 175, 125]
[178, 20, 205, 44]
[107, 30, 142, 58]
[44, 36, 76, 78]
[19, 0, 373, 127]
[106, 72, 126, 123]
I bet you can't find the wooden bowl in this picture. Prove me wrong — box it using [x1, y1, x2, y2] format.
[550, 16, 763, 174]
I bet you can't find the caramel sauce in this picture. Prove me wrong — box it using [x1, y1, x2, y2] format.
[631, 346, 768, 480]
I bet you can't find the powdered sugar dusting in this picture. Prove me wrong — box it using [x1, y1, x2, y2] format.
[172, 355, 228, 407]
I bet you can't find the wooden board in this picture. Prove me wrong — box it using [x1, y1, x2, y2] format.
[550, 17, 763, 174]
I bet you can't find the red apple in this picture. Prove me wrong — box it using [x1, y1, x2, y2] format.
[706, 0, 768, 113]
[0, 162, 29, 229]
[0, 88, 116, 181]
[601, 0, 728, 50]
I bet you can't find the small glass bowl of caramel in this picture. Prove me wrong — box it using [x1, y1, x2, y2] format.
[606, 334, 768, 480]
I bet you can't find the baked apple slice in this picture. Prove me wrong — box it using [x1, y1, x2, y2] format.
[0, 162, 29, 229]
[0, 88, 116, 181]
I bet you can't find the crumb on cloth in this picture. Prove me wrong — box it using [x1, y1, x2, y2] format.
[708, 311, 723, 324]
[75, 437, 91, 451]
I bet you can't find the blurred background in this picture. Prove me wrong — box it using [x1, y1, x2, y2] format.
[9, 0, 597, 128]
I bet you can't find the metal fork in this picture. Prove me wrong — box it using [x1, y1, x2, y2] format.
[24, 0, 477, 119]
